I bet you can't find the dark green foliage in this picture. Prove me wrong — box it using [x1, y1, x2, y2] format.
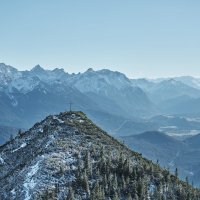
[58, 112, 200, 199]
[66, 187, 75, 200]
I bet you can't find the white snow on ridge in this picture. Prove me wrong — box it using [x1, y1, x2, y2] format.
[11, 189, 16, 198]
[23, 161, 41, 200]
[45, 135, 55, 148]
[12, 143, 27, 153]
[10, 76, 39, 94]
[0, 155, 4, 164]
[27, 162, 40, 177]
[53, 116, 64, 123]
[71, 69, 131, 93]
[39, 128, 43, 133]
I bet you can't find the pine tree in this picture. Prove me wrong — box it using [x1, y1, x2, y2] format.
[18, 129, 22, 136]
[134, 193, 139, 200]
[185, 176, 189, 186]
[55, 182, 59, 198]
[66, 187, 74, 200]
[85, 150, 92, 176]
[126, 192, 132, 200]
[9, 134, 14, 141]
[83, 170, 90, 195]
[112, 191, 119, 200]
[175, 168, 178, 178]
[91, 181, 105, 200]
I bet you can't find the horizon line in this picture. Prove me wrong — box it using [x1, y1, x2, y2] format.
[1, 62, 200, 80]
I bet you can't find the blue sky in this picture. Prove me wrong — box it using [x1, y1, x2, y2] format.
[0, 0, 200, 78]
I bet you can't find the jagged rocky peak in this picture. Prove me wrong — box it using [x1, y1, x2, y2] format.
[0, 63, 18, 74]
[31, 64, 45, 73]
[52, 67, 65, 74]
[0, 111, 200, 200]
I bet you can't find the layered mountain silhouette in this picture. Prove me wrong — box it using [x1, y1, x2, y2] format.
[2, 63, 200, 136]
[0, 63, 156, 130]
[121, 131, 200, 186]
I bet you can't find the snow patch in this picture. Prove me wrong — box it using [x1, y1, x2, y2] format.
[163, 115, 175, 119]
[169, 161, 175, 167]
[11, 100, 18, 107]
[53, 116, 64, 123]
[12, 143, 27, 152]
[11, 189, 16, 197]
[39, 128, 43, 133]
[7, 94, 18, 107]
[45, 135, 55, 148]
[148, 183, 155, 193]
[0, 155, 4, 164]
[10, 76, 39, 94]
[189, 172, 194, 176]
[23, 161, 40, 200]
[160, 126, 177, 129]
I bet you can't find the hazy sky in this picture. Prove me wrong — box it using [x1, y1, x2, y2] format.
[0, 0, 200, 78]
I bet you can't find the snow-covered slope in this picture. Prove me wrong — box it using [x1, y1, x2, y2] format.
[65, 68, 156, 117]
[0, 111, 199, 200]
[67, 68, 131, 93]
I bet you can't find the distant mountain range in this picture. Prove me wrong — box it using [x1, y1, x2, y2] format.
[2, 63, 200, 188]
[1, 63, 200, 132]
[0, 63, 156, 130]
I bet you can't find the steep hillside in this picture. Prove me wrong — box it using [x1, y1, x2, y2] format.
[0, 112, 199, 200]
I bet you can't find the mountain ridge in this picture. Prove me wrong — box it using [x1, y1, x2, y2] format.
[0, 63, 156, 129]
[0, 111, 200, 199]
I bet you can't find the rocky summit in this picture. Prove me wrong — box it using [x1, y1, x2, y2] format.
[0, 111, 200, 200]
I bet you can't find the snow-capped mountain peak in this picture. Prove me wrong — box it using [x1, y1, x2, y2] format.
[72, 68, 131, 93]
[0, 63, 18, 75]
